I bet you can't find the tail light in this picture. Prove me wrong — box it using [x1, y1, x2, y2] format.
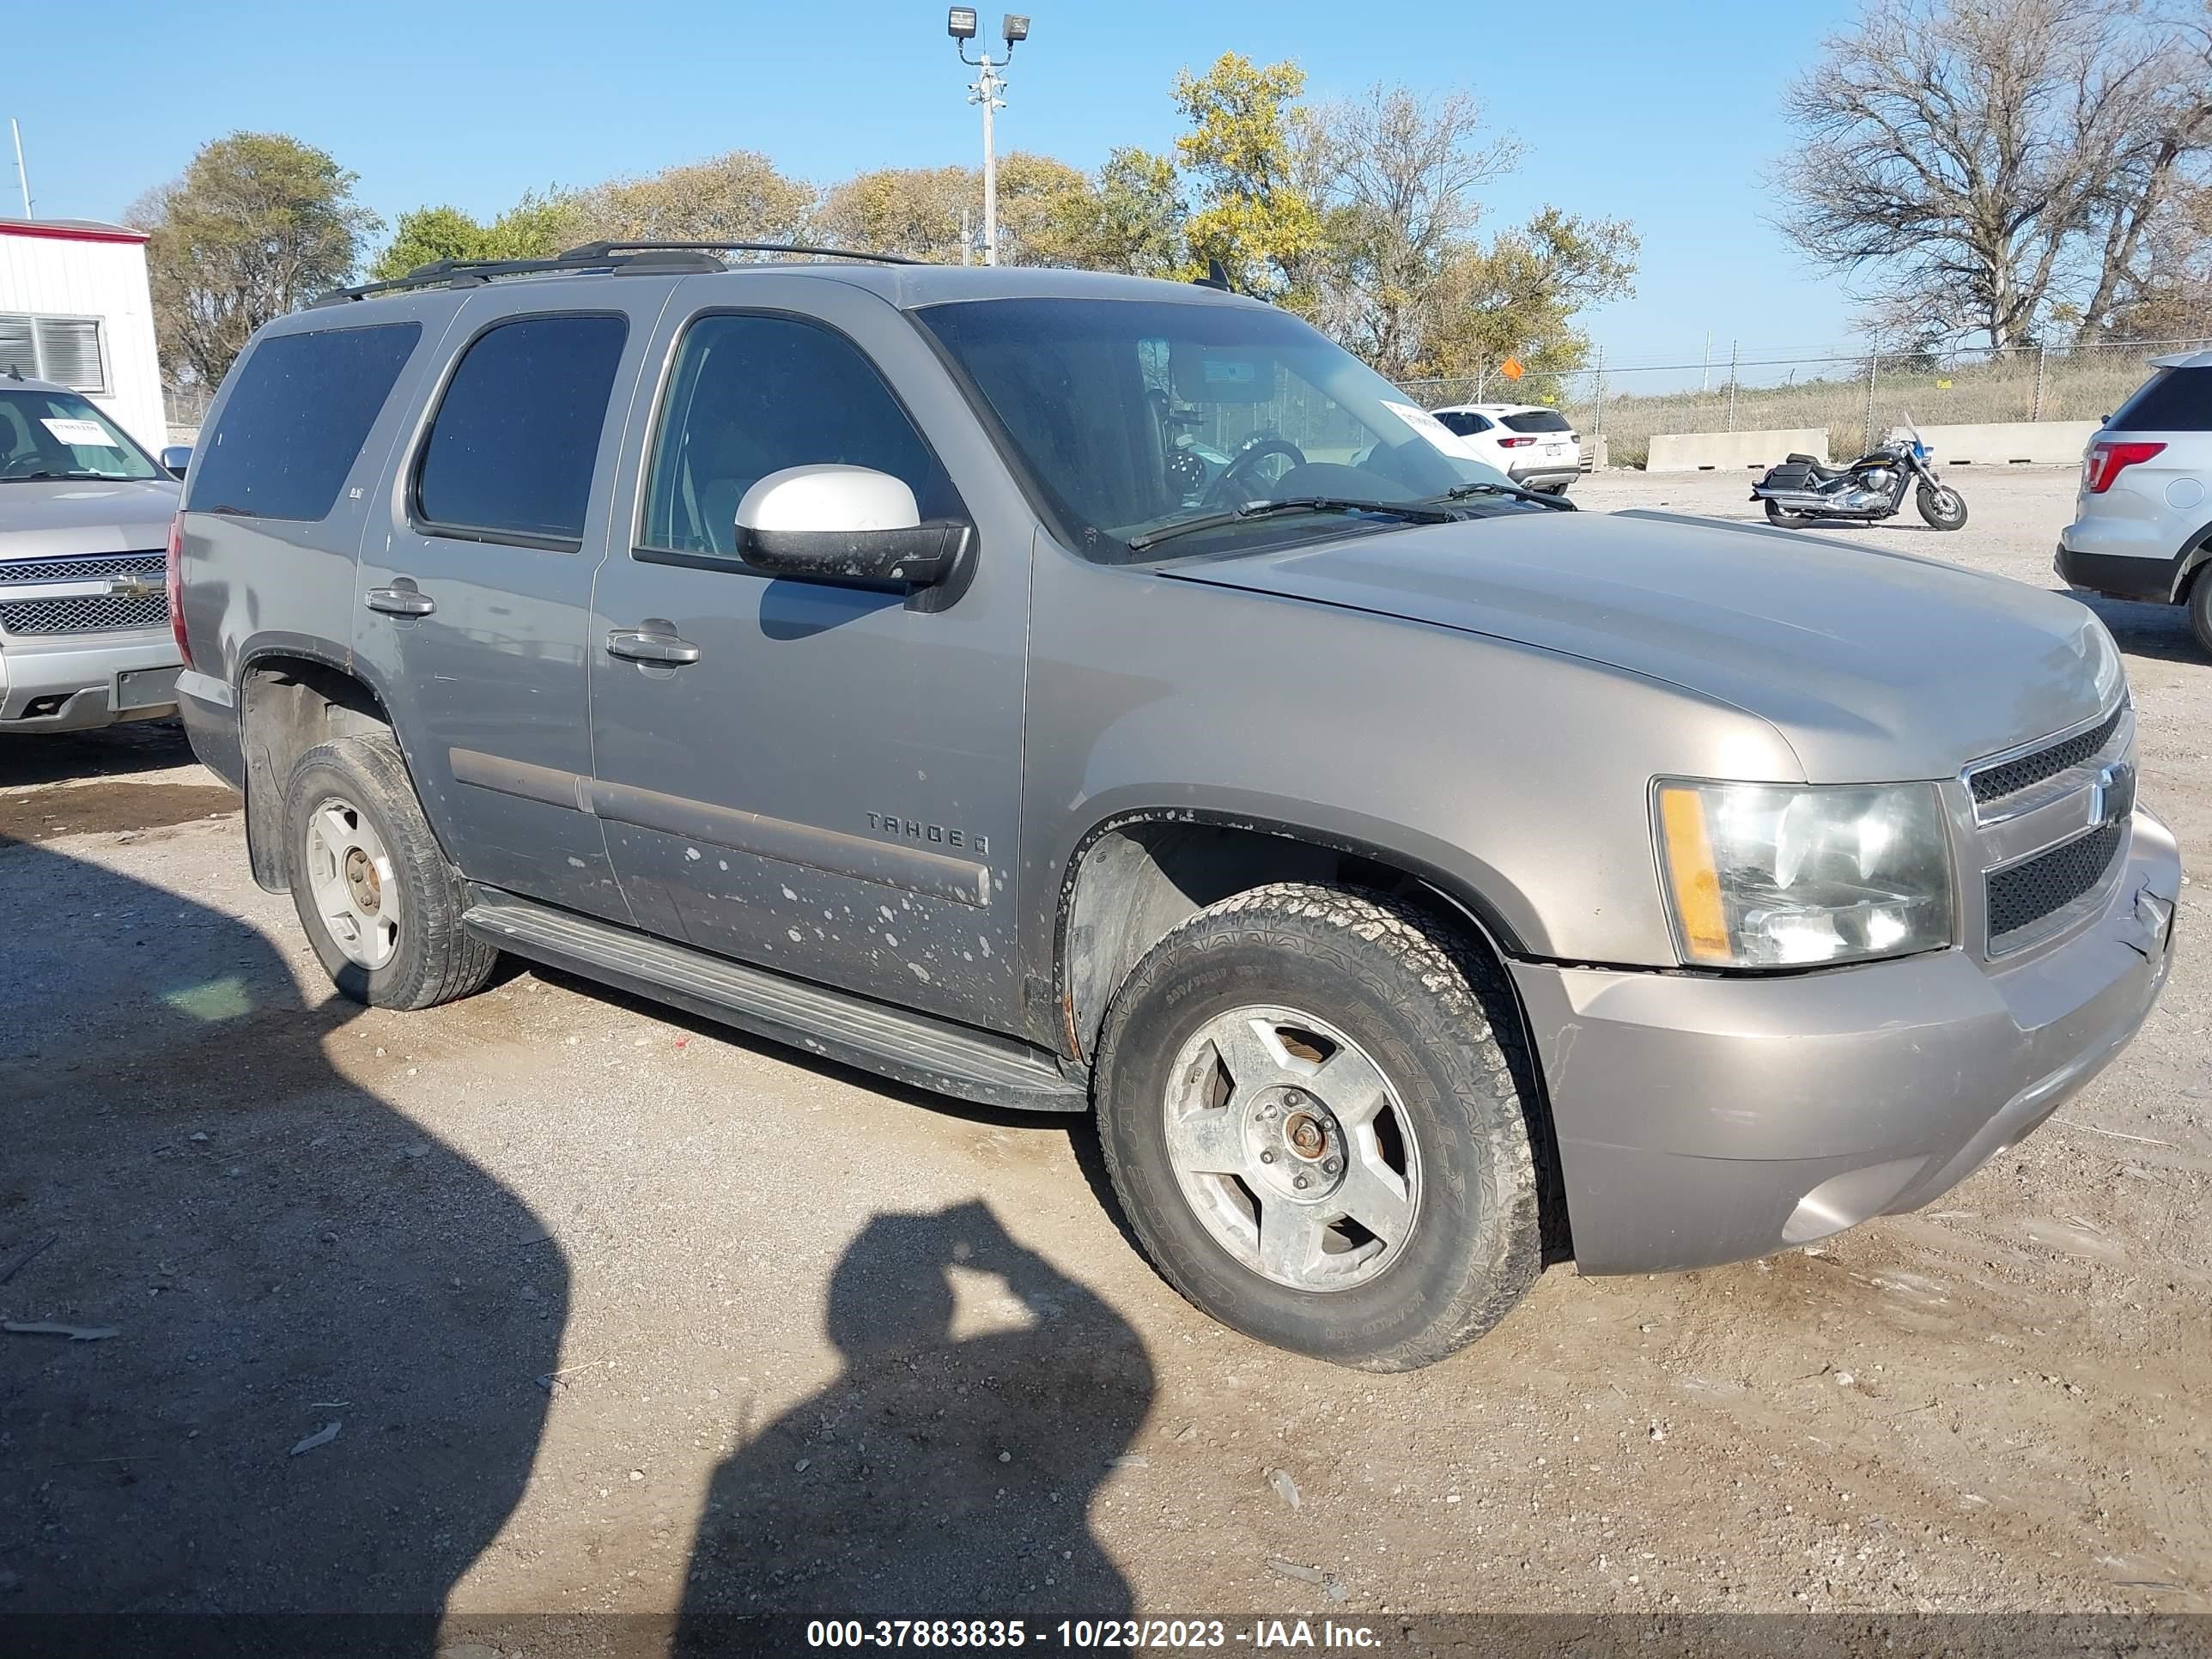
[166, 513, 193, 670]
[2082, 441, 2166, 494]
[1497, 435, 1534, 448]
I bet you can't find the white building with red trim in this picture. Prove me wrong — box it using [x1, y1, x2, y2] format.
[0, 217, 167, 450]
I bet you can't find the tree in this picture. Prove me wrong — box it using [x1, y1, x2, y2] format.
[1306, 85, 1523, 380]
[1170, 53, 1326, 303]
[1054, 147, 1188, 276]
[367, 192, 580, 283]
[816, 165, 977, 261]
[1776, 0, 2210, 349]
[130, 132, 380, 386]
[567, 151, 814, 249]
[1417, 208, 1640, 388]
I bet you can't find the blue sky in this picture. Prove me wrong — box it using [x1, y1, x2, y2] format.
[9, 0, 1863, 362]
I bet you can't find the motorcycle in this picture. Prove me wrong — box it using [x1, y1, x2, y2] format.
[1750, 418, 1969, 531]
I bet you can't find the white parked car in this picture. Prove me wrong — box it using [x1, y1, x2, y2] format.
[2055, 350, 2212, 652]
[1430, 403, 1582, 495]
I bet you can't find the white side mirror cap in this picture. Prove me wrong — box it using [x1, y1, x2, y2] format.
[736, 465, 921, 535]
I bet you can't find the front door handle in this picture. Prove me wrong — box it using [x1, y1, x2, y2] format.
[364, 582, 435, 618]
[605, 627, 701, 666]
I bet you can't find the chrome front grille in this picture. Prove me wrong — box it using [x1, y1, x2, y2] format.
[1964, 698, 2136, 956]
[0, 550, 166, 584]
[0, 592, 168, 636]
[1987, 821, 2124, 942]
[1968, 702, 2125, 808]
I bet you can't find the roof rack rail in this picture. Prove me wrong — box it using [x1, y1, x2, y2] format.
[558, 240, 923, 266]
[310, 239, 921, 307]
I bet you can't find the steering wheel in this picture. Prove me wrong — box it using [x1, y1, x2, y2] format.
[1205, 436, 1306, 507]
[0, 453, 54, 479]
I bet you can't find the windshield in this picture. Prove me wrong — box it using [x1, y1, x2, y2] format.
[0, 387, 161, 483]
[915, 297, 1516, 562]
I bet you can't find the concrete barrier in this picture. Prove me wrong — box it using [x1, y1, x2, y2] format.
[1914, 421, 2099, 465]
[1645, 428, 1830, 472]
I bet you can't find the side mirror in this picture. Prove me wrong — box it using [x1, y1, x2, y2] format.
[160, 445, 192, 479]
[735, 465, 969, 589]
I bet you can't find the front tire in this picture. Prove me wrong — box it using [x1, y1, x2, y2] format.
[1917, 483, 1968, 529]
[1094, 883, 1543, 1371]
[282, 733, 498, 1010]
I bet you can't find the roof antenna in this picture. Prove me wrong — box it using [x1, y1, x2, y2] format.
[4, 363, 21, 380]
[1192, 258, 1232, 293]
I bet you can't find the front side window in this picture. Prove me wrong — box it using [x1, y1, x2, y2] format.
[415, 313, 629, 546]
[641, 313, 959, 558]
[189, 323, 421, 520]
[0, 386, 160, 483]
[916, 297, 1516, 563]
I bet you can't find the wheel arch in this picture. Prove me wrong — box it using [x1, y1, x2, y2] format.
[235, 648, 399, 891]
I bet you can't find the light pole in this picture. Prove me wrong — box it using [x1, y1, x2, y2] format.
[948, 9, 1028, 265]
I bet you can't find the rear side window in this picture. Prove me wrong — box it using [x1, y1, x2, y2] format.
[1501, 409, 1572, 434]
[415, 313, 629, 547]
[1434, 411, 1491, 435]
[641, 313, 958, 558]
[2108, 367, 2210, 433]
[189, 323, 421, 520]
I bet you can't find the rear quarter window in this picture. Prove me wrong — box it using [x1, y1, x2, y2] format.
[1501, 409, 1572, 434]
[2107, 367, 2210, 434]
[188, 323, 422, 520]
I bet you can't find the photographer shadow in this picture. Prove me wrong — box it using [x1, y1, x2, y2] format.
[676, 1202, 1154, 1648]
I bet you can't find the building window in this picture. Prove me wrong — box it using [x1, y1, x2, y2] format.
[0, 314, 109, 395]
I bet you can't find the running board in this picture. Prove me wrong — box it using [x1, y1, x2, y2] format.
[461, 887, 1089, 1113]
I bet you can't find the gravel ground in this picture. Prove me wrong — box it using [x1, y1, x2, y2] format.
[2, 465, 2209, 1638]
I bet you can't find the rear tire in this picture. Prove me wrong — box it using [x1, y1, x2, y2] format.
[1094, 882, 1543, 1371]
[283, 733, 498, 1011]
[2188, 574, 2212, 657]
[1764, 500, 1806, 528]
[1917, 483, 1969, 529]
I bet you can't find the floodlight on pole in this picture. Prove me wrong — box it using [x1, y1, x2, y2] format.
[951, 9, 1027, 265]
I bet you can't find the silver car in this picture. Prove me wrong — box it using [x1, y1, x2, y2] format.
[2057, 349, 2212, 649]
[172, 250, 2179, 1370]
[0, 374, 184, 732]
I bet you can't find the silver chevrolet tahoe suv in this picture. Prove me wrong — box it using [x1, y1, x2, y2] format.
[1, 375, 184, 731]
[172, 243, 2180, 1370]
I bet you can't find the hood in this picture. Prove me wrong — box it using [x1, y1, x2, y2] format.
[0, 477, 182, 560]
[1163, 509, 2119, 782]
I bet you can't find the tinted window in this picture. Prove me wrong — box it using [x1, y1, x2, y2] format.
[642, 313, 958, 557]
[1501, 409, 1572, 434]
[416, 313, 629, 544]
[2108, 367, 2211, 434]
[190, 323, 420, 520]
[1435, 410, 1492, 435]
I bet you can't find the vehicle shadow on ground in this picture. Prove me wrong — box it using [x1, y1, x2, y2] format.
[0, 719, 196, 788]
[673, 1200, 1153, 1647]
[2063, 591, 2200, 665]
[0, 834, 563, 1641]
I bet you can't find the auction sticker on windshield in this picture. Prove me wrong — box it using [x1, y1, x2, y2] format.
[40, 418, 118, 447]
[1381, 399, 1483, 461]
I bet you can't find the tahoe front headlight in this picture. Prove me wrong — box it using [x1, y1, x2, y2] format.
[1653, 780, 1954, 969]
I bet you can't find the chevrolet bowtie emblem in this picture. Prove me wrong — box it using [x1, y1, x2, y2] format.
[2089, 761, 2135, 829]
[106, 574, 159, 600]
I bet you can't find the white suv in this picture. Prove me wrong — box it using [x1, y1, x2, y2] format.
[2056, 350, 2212, 650]
[1430, 403, 1582, 495]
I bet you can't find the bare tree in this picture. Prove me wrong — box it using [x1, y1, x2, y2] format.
[2076, 4, 2212, 335]
[1308, 86, 1523, 378]
[1776, 0, 2206, 349]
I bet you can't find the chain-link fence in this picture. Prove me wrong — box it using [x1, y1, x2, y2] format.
[163, 384, 212, 439]
[1400, 337, 2206, 470]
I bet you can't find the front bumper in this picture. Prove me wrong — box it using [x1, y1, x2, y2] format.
[0, 635, 181, 732]
[1510, 808, 2180, 1273]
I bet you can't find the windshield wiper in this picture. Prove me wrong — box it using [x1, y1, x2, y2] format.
[1429, 479, 1575, 511]
[0, 470, 129, 483]
[1126, 495, 1456, 553]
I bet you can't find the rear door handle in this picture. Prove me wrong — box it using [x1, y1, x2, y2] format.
[605, 628, 701, 666]
[364, 582, 435, 617]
